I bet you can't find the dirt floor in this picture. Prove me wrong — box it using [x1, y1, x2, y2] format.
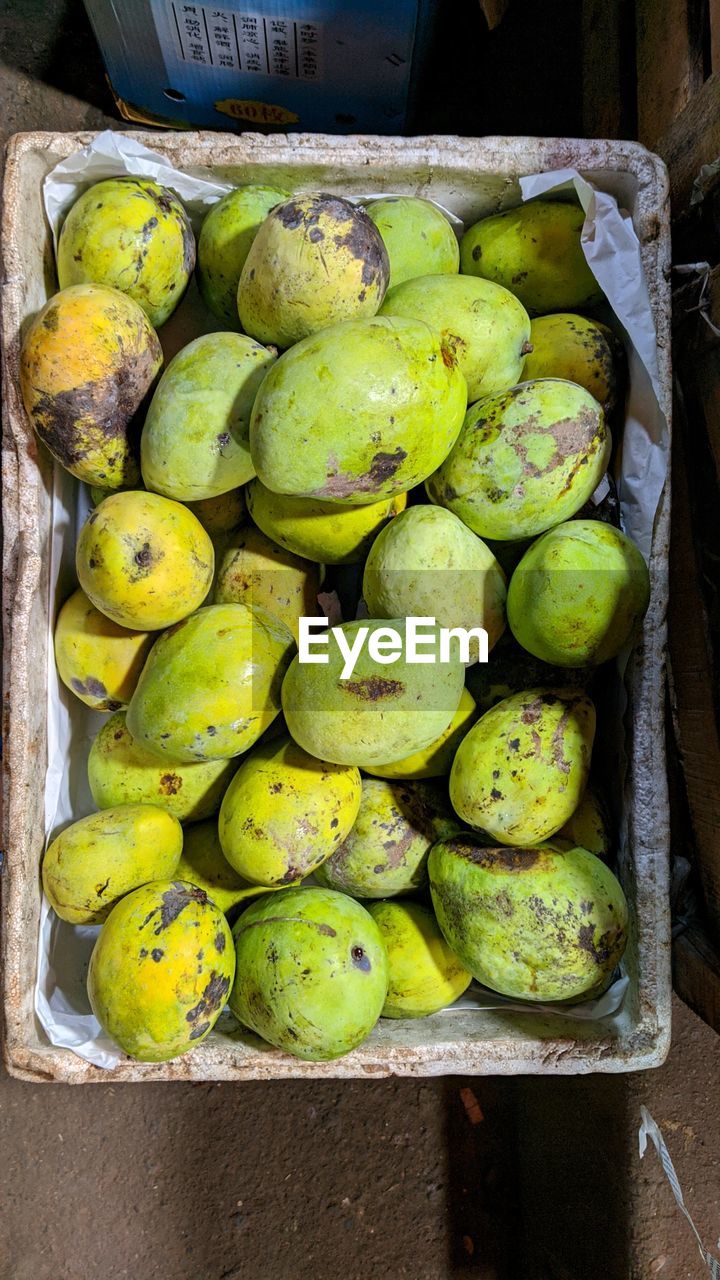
[2, 2, 720, 1277]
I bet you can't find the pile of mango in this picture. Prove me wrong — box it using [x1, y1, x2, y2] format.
[23, 175, 650, 1063]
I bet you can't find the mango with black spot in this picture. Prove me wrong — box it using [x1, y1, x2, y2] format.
[369, 900, 471, 1017]
[177, 820, 284, 912]
[238, 192, 389, 348]
[460, 201, 603, 315]
[427, 379, 610, 541]
[449, 688, 596, 846]
[229, 886, 388, 1060]
[76, 490, 214, 630]
[214, 524, 321, 640]
[219, 736, 361, 885]
[282, 618, 465, 767]
[54, 587, 154, 711]
[126, 603, 295, 763]
[20, 283, 162, 487]
[57, 177, 195, 327]
[250, 316, 467, 506]
[198, 184, 290, 327]
[88, 710, 238, 823]
[523, 313, 619, 412]
[43, 804, 182, 924]
[88, 880, 235, 1061]
[315, 776, 459, 899]
[246, 479, 407, 565]
[428, 834, 627, 1000]
[141, 333, 276, 501]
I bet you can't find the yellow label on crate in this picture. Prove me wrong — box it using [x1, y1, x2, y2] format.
[214, 98, 299, 125]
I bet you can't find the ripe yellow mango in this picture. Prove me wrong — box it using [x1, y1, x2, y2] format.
[246, 479, 407, 565]
[54, 587, 154, 711]
[214, 524, 321, 640]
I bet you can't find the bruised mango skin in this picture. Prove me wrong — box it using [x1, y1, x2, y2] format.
[380, 274, 531, 401]
[523, 314, 619, 412]
[76, 490, 214, 630]
[460, 201, 603, 315]
[214, 524, 321, 641]
[126, 603, 295, 763]
[315, 777, 458, 899]
[428, 835, 628, 1001]
[238, 193, 389, 348]
[250, 316, 467, 506]
[88, 880, 235, 1061]
[247, 479, 407, 565]
[427, 379, 610, 541]
[369, 900, 471, 1017]
[229, 886, 388, 1061]
[364, 687, 478, 780]
[364, 197, 459, 287]
[54, 587, 154, 711]
[57, 178, 195, 328]
[507, 520, 651, 667]
[197, 184, 290, 326]
[282, 618, 464, 768]
[42, 804, 182, 925]
[219, 736, 361, 886]
[450, 689, 596, 845]
[88, 710, 238, 823]
[141, 333, 276, 501]
[20, 283, 161, 487]
[551, 785, 612, 861]
[363, 505, 507, 660]
[177, 820, 283, 913]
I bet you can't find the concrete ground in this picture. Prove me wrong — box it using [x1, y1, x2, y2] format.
[2, 2, 720, 1276]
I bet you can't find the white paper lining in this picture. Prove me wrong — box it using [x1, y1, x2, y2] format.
[34, 133, 668, 1069]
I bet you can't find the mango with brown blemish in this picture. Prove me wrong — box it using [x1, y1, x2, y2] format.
[214, 524, 321, 640]
[246, 479, 407, 565]
[229, 886, 388, 1060]
[218, 736, 361, 885]
[364, 196, 459, 287]
[88, 880, 235, 1061]
[426, 379, 610, 541]
[126, 603, 295, 763]
[141, 333, 276, 501]
[465, 632, 591, 716]
[281, 618, 465, 767]
[177, 820, 283, 912]
[460, 200, 603, 315]
[428, 834, 627, 1001]
[43, 803, 182, 925]
[57, 177, 195, 328]
[368, 900, 472, 1017]
[250, 316, 467, 506]
[362, 505, 507, 661]
[76, 490, 214, 630]
[522, 313, 619, 412]
[237, 192, 389, 348]
[54, 587, 154, 711]
[449, 688, 596, 845]
[379, 273, 531, 401]
[363, 687, 478, 781]
[315, 776, 459, 899]
[20, 283, 162, 487]
[88, 710, 238, 823]
[197, 184, 290, 327]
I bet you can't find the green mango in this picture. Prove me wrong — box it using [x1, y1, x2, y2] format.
[126, 603, 295, 763]
[460, 200, 603, 315]
[380, 273, 531, 401]
[176, 820, 282, 912]
[88, 880, 235, 1061]
[450, 688, 595, 845]
[426, 379, 610, 541]
[428, 835, 627, 1001]
[197, 185, 290, 326]
[57, 177, 195, 327]
[229, 886, 388, 1060]
[368, 900, 471, 1017]
[250, 315, 467, 505]
[141, 333, 275, 501]
[365, 197, 459, 287]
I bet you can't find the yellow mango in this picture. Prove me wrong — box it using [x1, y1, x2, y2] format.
[54, 587, 154, 711]
[214, 524, 321, 640]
